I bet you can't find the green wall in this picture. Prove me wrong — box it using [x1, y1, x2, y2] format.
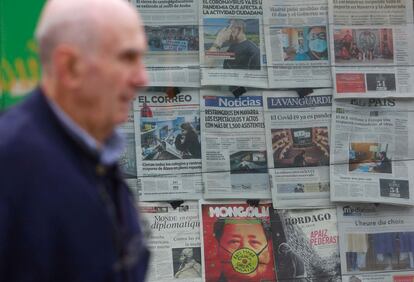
[1, 0, 44, 110]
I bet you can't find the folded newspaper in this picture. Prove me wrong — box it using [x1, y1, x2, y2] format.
[139, 201, 201, 281]
[133, 89, 202, 201]
[132, 0, 200, 87]
[264, 89, 332, 208]
[199, 1, 268, 87]
[337, 204, 414, 281]
[329, 0, 414, 98]
[263, 0, 332, 88]
[200, 89, 271, 199]
[330, 97, 414, 206]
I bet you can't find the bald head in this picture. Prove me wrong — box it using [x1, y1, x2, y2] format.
[35, 0, 142, 73]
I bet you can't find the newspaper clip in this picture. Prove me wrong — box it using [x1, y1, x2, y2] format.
[165, 87, 180, 99]
[229, 86, 247, 98]
[246, 199, 260, 207]
[169, 200, 184, 210]
[295, 88, 313, 98]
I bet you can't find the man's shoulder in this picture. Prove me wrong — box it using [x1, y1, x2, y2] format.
[0, 93, 45, 151]
[0, 90, 62, 163]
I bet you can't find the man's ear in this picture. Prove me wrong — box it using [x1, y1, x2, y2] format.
[53, 45, 84, 89]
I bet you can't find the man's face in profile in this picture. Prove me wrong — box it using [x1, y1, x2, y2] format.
[228, 21, 241, 43]
[79, 15, 148, 131]
[218, 222, 271, 281]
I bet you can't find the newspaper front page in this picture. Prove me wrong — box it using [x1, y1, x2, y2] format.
[271, 208, 341, 281]
[200, 89, 271, 199]
[133, 0, 200, 87]
[119, 110, 139, 196]
[330, 98, 414, 205]
[263, 0, 332, 88]
[329, 0, 414, 98]
[140, 201, 202, 282]
[200, 200, 276, 282]
[133, 89, 202, 201]
[199, 0, 268, 88]
[337, 204, 414, 281]
[264, 90, 332, 208]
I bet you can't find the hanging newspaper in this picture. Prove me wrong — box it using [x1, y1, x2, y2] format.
[119, 109, 139, 196]
[264, 89, 332, 208]
[139, 201, 202, 282]
[263, 0, 332, 88]
[133, 89, 202, 201]
[271, 208, 341, 281]
[200, 200, 277, 282]
[330, 98, 414, 206]
[132, 0, 200, 87]
[199, 0, 268, 88]
[337, 204, 414, 282]
[200, 89, 270, 199]
[329, 0, 414, 98]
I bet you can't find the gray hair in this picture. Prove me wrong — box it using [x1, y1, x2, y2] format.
[35, 1, 102, 71]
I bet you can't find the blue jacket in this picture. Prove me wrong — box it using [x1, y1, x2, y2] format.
[0, 88, 149, 282]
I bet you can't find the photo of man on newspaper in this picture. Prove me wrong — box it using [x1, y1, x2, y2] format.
[203, 18, 261, 70]
[145, 25, 199, 52]
[271, 127, 329, 168]
[334, 29, 394, 64]
[201, 202, 276, 282]
[280, 26, 328, 61]
[348, 142, 392, 173]
[172, 247, 202, 279]
[141, 117, 201, 160]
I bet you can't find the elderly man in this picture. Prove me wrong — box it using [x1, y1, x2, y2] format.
[0, 0, 149, 281]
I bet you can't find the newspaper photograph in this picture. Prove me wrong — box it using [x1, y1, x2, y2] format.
[337, 204, 414, 281]
[271, 208, 341, 281]
[132, 0, 200, 87]
[329, 0, 414, 98]
[139, 201, 201, 282]
[119, 109, 139, 196]
[200, 200, 276, 282]
[199, 1, 268, 87]
[330, 97, 414, 205]
[133, 89, 202, 201]
[263, 89, 332, 208]
[200, 89, 270, 199]
[263, 0, 332, 88]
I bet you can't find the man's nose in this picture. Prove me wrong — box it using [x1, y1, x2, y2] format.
[130, 62, 148, 90]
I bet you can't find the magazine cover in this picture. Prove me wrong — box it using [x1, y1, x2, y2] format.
[200, 201, 276, 282]
[271, 208, 341, 281]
